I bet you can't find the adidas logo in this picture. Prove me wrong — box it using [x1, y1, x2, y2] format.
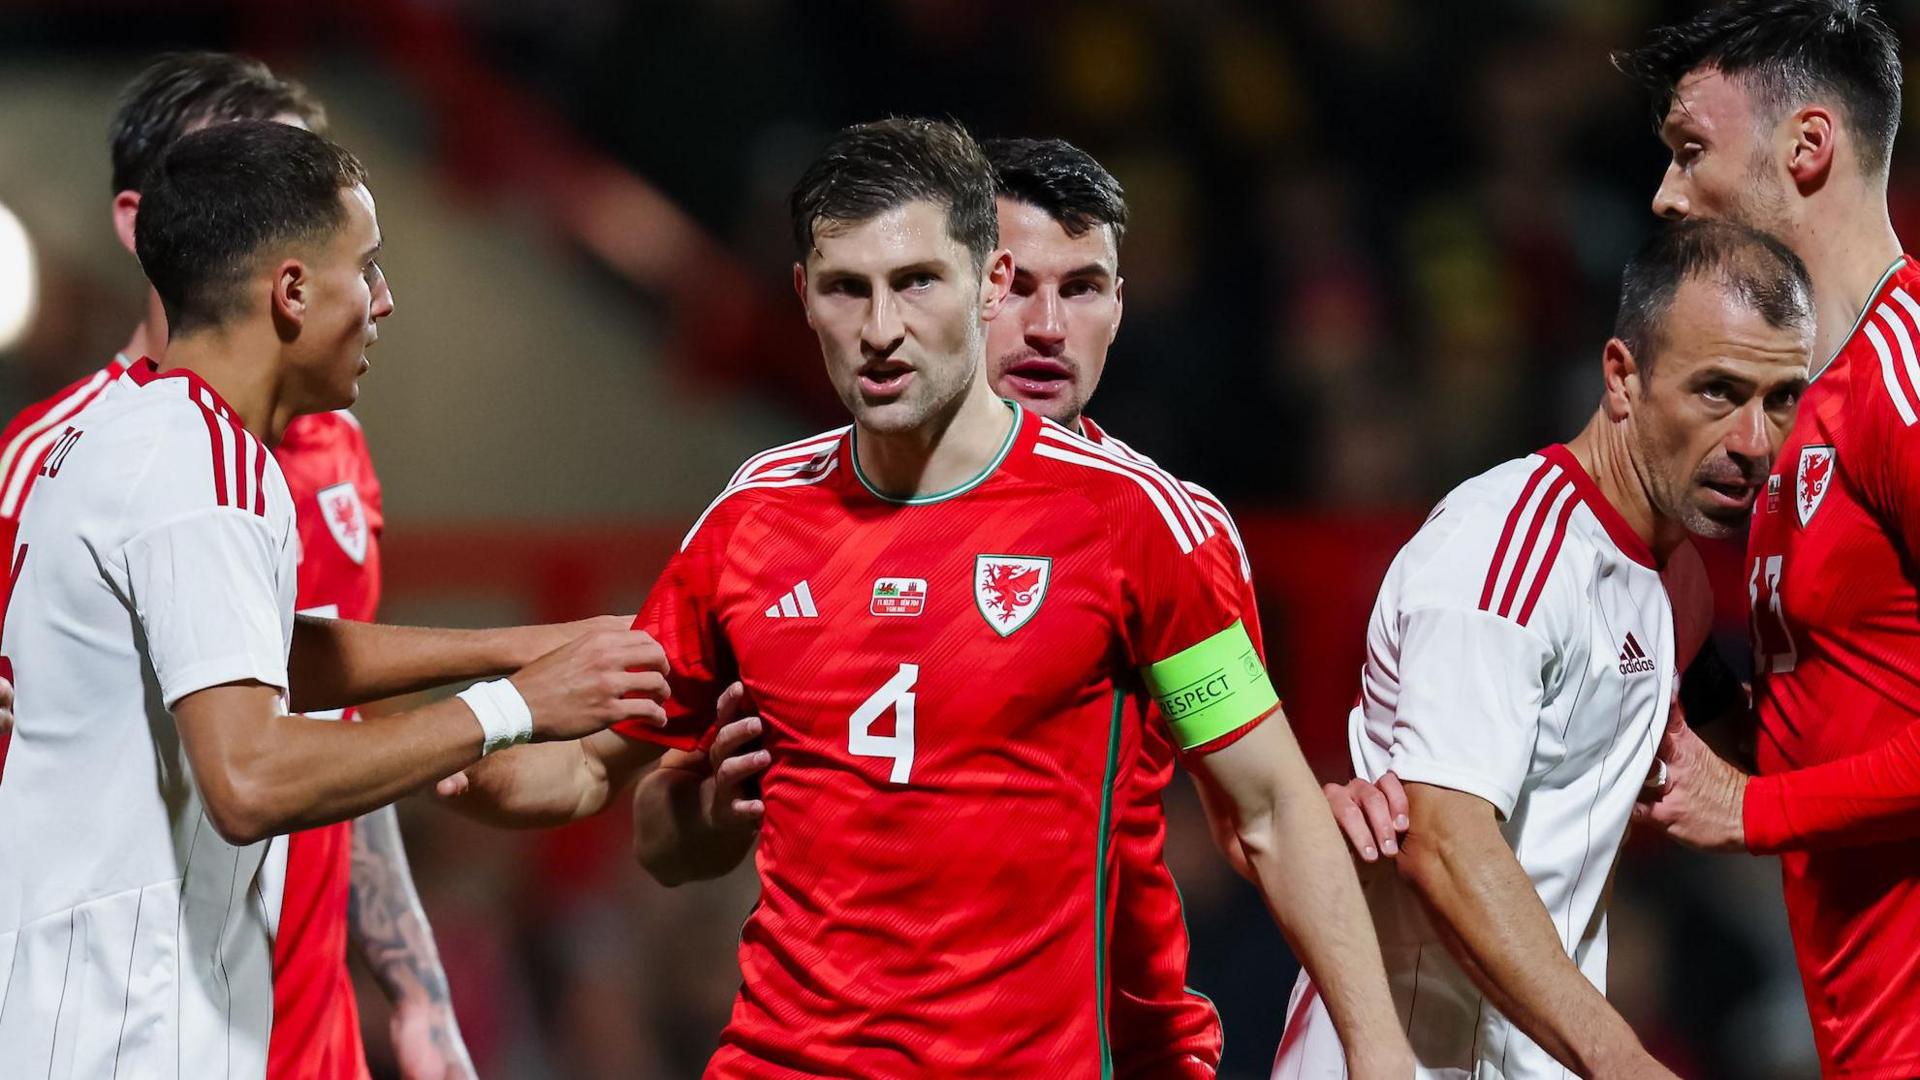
[765, 580, 819, 619]
[1618, 632, 1655, 676]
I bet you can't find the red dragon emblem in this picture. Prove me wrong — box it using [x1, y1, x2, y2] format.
[975, 555, 1050, 636]
[1796, 445, 1835, 527]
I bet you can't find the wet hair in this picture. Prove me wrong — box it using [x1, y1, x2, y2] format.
[1613, 219, 1814, 374]
[1612, 0, 1902, 177]
[983, 137, 1128, 247]
[788, 117, 997, 269]
[111, 51, 327, 195]
[135, 120, 367, 335]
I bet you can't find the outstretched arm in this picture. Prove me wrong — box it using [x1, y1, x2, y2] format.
[176, 629, 668, 844]
[1188, 712, 1412, 1079]
[288, 614, 631, 715]
[349, 805, 475, 1080]
[1398, 783, 1673, 1079]
[632, 683, 768, 886]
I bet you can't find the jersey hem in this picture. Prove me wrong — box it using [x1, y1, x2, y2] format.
[1388, 756, 1519, 819]
[1183, 701, 1279, 757]
[162, 656, 290, 710]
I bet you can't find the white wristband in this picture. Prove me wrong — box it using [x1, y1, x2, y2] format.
[458, 678, 534, 756]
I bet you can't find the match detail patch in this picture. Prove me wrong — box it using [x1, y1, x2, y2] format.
[1144, 620, 1278, 750]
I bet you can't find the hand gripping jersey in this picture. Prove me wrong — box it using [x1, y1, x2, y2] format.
[267, 411, 384, 1080]
[1081, 416, 1248, 1079]
[0, 360, 298, 1078]
[1273, 444, 1710, 1080]
[1744, 255, 1920, 1075]
[620, 405, 1276, 1079]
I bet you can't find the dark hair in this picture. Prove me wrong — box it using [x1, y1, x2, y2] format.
[135, 120, 368, 336]
[111, 51, 327, 195]
[1614, 219, 1813, 372]
[982, 137, 1129, 248]
[1612, 0, 1902, 176]
[788, 117, 997, 269]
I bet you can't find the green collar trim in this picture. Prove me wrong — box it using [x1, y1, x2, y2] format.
[851, 400, 1019, 505]
[1816, 255, 1909, 385]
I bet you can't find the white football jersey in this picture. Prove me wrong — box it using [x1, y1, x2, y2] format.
[1274, 444, 1711, 1080]
[0, 361, 297, 1078]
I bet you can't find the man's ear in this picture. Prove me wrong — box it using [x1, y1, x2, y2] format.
[1786, 105, 1836, 193]
[980, 248, 1014, 319]
[112, 191, 141, 257]
[792, 263, 815, 328]
[271, 258, 309, 339]
[1601, 337, 1642, 421]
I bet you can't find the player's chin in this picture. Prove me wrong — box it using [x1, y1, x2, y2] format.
[850, 396, 926, 435]
[1685, 498, 1748, 540]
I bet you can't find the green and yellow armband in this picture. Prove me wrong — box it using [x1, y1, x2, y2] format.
[1143, 620, 1279, 751]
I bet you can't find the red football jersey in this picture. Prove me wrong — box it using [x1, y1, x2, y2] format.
[1746, 255, 1920, 1074]
[268, 410, 384, 1080]
[1081, 417, 1242, 1079]
[622, 406, 1276, 1078]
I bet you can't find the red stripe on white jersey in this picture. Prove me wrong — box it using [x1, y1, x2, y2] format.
[1479, 458, 1555, 612]
[194, 388, 232, 508]
[0, 370, 116, 519]
[1495, 474, 1573, 620]
[1515, 489, 1579, 627]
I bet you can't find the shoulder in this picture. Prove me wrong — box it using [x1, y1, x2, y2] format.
[1392, 451, 1597, 631]
[680, 425, 850, 552]
[1839, 259, 1920, 436]
[104, 376, 279, 527]
[1025, 416, 1218, 557]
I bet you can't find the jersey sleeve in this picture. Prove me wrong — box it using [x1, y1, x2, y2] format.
[614, 516, 733, 752]
[111, 507, 290, 707]
[1377, 492, 1568, 818]
[1121, 505, 1278, 757]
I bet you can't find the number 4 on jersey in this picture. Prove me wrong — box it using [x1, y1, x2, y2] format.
[850, 663, 917, 784]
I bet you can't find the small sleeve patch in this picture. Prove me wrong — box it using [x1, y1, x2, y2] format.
[1143, 620, 1279, 751]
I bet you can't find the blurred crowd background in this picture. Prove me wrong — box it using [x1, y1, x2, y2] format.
[8, 1, 1920, 1076]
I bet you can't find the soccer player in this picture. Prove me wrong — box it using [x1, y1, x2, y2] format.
[627, 135, 1248, 1077]
[1275, 220, 1813, 1079]
[1617, 2, 1920, 1071]
[0, 52, 470, 1079]
[0, 121, 668, 1076]
[440, 117, 1412, 1077]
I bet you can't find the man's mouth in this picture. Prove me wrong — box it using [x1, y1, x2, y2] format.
[858, 359, 915, 397]
[999, 356, 1073, 399]
[1699, 477, 1757, 508]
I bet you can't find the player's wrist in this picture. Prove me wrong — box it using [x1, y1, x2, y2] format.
[457, 678, 534, 755]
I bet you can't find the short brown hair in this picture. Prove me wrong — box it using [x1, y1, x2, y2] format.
[111, 51, 327, 195]
[788, 117, 997, 270]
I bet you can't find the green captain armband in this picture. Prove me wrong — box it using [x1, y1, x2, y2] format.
[1143, 620, 1280, 750]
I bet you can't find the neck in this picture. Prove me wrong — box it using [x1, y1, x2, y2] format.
[119, 290, 170, 367]
[1564, 408, 1683, 564]
[1793, 193, 1904, 370]
[855, 375, 1014, 499]
[158, 323, 295, 445]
